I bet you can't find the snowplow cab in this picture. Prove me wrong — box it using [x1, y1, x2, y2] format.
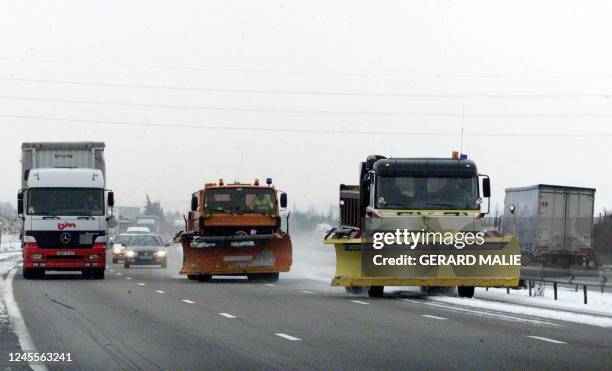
[325, 154, 520, 298]
[176, 179, 292, 282]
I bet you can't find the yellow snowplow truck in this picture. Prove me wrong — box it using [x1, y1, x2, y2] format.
[324, 153, 520, 298]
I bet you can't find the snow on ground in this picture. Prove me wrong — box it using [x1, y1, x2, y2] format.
[0, 251, 23, 327]
[0, 234, 21, 253]
[472, 286, 612, 316]
[430, 293, 612, 328]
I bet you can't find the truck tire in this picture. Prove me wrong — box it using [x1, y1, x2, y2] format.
[92, 269, 105, 279]
[457, 286, 475, 298]
[187, 275, 197, 280]
[368, 286, 384, 298]
[23, 268, 43, 279]
[161, 260, 167, 269]
[112, 258, 118, 264]
[247, 273, 279, 282]
[197, 274, 212, 282]
[124, 263, 130, 269]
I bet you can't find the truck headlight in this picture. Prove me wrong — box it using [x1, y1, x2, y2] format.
[112, 247, 122, 254]
[30, 254, 43, 260]
[89, 254, 99, 259]
[125, 251, 136, 258]
[155, 250, 167, 257]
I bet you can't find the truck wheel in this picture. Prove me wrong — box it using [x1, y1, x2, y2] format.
[161, 261, 167, 269]
[23, 268, 42, 279]
[457, 286, 475, 298]
[197, 274, 212, 282]
[124, 263, 130, 269]
[92, 269, 105, 279]
[187, 275, 197, 280]
[82, 269, 92, 279]
[264, 272, 279, 282]
[112, 258, 118, 264]
[368, 286, 384, 298]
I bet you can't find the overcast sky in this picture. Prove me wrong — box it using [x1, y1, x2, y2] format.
[0, 1, 611, 214]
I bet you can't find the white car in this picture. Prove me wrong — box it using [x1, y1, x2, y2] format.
[126, 226, 151, 234]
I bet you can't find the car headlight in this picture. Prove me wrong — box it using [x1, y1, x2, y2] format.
[112, 247, 122, 254]
[125, 251, 136, 258]
[155, 250, 167, 257]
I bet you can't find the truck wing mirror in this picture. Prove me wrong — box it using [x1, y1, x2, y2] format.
[108, 191, 115, 207]
[191, 196, 198, 212]
[482, 178, 491, 198]
[17, 191, 24, 216]
[280, 193, 288, 209]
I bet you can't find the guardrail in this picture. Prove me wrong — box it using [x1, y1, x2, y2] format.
[491, 273, 610, 304]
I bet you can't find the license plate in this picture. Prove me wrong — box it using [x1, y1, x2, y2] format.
[57, 251, 75, 256]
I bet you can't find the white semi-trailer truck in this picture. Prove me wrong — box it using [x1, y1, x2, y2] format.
[502, 184, 596, 270]
[17, 142, 114, 279]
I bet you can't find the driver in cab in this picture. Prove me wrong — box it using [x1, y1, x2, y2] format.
[247, 193, 274, 213]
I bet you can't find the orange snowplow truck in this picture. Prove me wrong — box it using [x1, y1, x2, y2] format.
[174, 178, 292, 282]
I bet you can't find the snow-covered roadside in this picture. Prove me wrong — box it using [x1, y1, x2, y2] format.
[0, 253, 23, 331]
[0, 234, 21, 253]
[429, 294, 612, 328]
[472, 286, 611, 316]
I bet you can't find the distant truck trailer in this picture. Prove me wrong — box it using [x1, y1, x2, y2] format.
[136, 216, 159, 234]
[502, 184, 596, 268]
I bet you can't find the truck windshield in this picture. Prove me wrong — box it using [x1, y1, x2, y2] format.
[27, 188, 104, 216]
[376, 176, 479, 210]
[205, 188, 276, 214]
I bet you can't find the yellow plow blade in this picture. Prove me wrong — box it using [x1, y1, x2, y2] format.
[325, 236, 520, 287]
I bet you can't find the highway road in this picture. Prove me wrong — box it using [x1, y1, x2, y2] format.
[3, 245, 612, 370]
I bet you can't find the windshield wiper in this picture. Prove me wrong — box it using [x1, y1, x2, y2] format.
[425, 202, 455, 208]
[42, 215, 60, 219]
[77, 216, 95, 220]
[209, 209, 233, 214]
[380, 203, 409, 208]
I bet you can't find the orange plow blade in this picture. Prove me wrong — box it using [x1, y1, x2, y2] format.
[179, 233, 292, 275]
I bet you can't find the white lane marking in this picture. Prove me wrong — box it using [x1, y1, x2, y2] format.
[401, 299, 559, 327]
[116, 272, 122, 276]
[422, 314, 448, 320]
[275, 333, 301, 341]
[218, 313, 237, 319]
[5, 269, 49, 371]
[155, 290, 166, 294]
[137, 283, 146, 286]
[125, 277, 132, 280]
[182, 299, 195, 304]
[527, 336, 567, 344]
[265, 284, 275, 287]
[351, 300, 370, 305]
[301, 290, 314, 294]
